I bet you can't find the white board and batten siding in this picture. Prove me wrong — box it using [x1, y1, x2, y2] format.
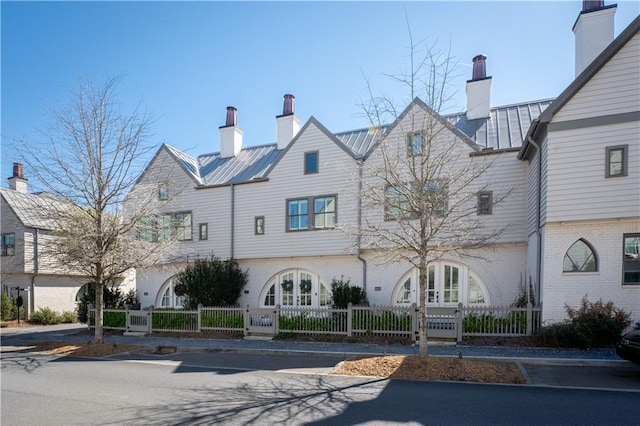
[545, 121, 639, 222]
[234, 121, 359, 259]
[554, 34, 640, 122]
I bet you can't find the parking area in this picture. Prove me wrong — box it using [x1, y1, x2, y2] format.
[522, 360, 640, 391]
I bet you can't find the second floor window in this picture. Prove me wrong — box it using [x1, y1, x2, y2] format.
[287, 195, 336, 231]
[158, 183, 169, 200]
[1, 233, 15, 256]
[305, 151, 319, 174]
[605, 145, 627, 178]
[138, 212, 192, 242]
[408, 132, 424, 156]
[477, 191, 493, 215]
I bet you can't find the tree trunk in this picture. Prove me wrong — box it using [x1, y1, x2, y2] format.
[418, 259, 428, 356]
[94, 282, 104, 344]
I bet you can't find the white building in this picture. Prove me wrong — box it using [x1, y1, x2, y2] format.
[133, 2, 639, 325]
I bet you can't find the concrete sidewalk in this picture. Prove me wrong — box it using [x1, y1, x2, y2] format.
[0, 323, 624, 363]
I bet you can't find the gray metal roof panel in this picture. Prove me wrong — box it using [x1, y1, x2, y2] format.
[445, 99, 553, 149]
[1, 188, 68, 230]
[197, 144, 280, 186]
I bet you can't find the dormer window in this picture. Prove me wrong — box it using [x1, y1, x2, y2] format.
[305, 151, 319, 174]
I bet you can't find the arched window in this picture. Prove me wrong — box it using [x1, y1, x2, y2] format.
[563, 239, 598, 272]
[156, 276, 184, 308]
[259, 269, 331, 308]
[392, 263, 489, 306]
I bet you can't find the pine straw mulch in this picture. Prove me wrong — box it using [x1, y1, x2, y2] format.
[334, 355, 526, 384]
[28, 342, 146, 357]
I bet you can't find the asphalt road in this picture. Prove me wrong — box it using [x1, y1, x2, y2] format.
[2, 349, 638, 425]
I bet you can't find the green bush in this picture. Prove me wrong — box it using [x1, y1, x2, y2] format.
[76, 283, 139, 323]
[352, 311, 411, 332]
[331, 277, 366, 309]
[535, 296, 631, 348]
[152, 310, 197, 330]
[30, 307, 63, 325]
[102, 310, 126, 328]
[279, 314, 333, 332]
[1, 292, 15, 321]
[173, 256, 248, 309]
[201, 313, 244, 329]
[61, 311, 78, 323]
[464, 311, 528, 334]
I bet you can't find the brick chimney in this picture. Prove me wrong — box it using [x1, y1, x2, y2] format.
[8, 162, 28, 193]
[573, 1, 617, 77]
[219, 106, 243, 158]
[276, 94, 301, 150]
[466, 55, 492, 120]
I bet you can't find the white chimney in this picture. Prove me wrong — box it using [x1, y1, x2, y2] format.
[573, 1, 617, 77]
[8, 162, 28, 193]
[276, 94, 300, 150]
[219, 106, 243, 158]
[465, 54, 492, 120]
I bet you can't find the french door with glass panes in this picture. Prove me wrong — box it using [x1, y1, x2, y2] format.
[279, 270, 315, 307]
[427, 263, 461, 307]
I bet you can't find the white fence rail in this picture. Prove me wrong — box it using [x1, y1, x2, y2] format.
[88, 302, 541, 342]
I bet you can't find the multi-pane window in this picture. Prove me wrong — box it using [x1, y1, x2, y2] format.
[255, 216, 265, 235]
[385, 185, 412, 220]
[605, 145, 627, 178]
[138, 212, 192, 242]
[287, 195, 336, 231]
[199, 223, 208, 241]
[623, 234, 640, 285]
[408, 132, 424, 156]
[314, 197, 336, 228]
[563, 239, 597, 272]
[477, 191, 493, 215]
[395, 278, 412, 304]
[1, 233, 15, 256]
[304, 151, 319, 174]
[426, 181, 447, 217]
[287, 199, 308, 231]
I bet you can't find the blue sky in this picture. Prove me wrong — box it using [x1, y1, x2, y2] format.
[2, 1, 638, 190]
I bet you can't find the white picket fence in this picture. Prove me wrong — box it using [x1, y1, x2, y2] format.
[88, 302, 540, 342]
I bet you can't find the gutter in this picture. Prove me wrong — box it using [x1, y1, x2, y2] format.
[230, 184, 235, 258]
[356, 159, 367, 292]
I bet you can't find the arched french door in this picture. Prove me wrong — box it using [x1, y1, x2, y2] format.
[260, 269, 332, 308]
[392, 262, 489, 307]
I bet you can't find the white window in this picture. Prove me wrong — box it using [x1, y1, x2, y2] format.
[260, 269, 331, 308]
[287, 195, 336, 231]
[156, 277, 184, 308]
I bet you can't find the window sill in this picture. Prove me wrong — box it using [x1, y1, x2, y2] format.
[561, 272, 600, 276]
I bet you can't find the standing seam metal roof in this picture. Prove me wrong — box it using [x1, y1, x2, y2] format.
[162, 98, 552, 187]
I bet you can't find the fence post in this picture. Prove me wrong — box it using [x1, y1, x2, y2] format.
[347, 302, 353, 337]
[275, 304, 280, 335]
[456, 303, 463, 343]
[88, 304, 93, 330]
[244, 304, 250, 337]
[147, 306, 153, 333]
[409, 303, 417, 343]
[197, 304, 203, 332]
[526, 302, 533, 335]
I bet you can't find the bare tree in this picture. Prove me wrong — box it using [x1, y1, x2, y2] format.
[354, 27, 510, 356]
[17, 77, 178, 343]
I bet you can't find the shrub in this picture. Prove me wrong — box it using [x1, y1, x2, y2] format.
[331, 277, 367, 309]
[76, 284, 139, 323]
[1, 292, 15, 321]
[173, 256, 248, 309]
[61, 311, 78, 323]
[201, 313, 244, 329]
[30, 307, 63, 325]
[535, 296, 631, 348]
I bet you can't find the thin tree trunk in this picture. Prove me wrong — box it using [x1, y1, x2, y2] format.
[94, 281, 104, 344]
[418, 259, 428, 356]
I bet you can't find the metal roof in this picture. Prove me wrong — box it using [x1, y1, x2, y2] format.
[0, 188, 68, 230]
[445, 99, 554, 149]
[161, 98, 552, 187]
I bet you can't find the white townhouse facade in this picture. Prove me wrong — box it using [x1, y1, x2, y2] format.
[133, 1, 639, 325]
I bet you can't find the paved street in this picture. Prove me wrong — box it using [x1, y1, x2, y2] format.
[2, 345, 639, 425]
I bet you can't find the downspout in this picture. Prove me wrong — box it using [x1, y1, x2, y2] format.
[29, 227, 40, 319]
[356, 159, 367, 293]
[230, 184, 235, 259]
[526, 136, 543, 306]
